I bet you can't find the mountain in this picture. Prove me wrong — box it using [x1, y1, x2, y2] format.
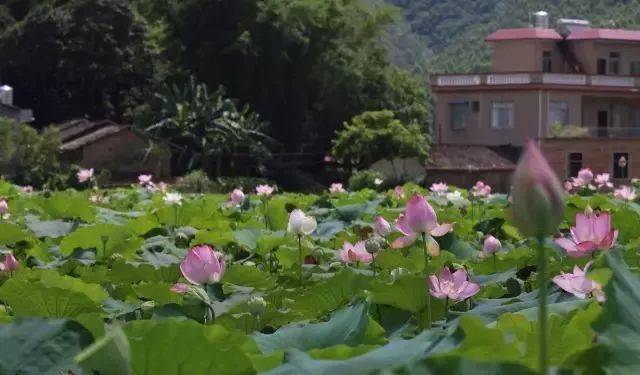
[383, 0, 640, 74]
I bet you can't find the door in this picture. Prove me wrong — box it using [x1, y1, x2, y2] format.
[598, 111, 608, 137]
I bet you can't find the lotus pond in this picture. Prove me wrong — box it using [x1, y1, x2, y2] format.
[0, 175, 638, 374]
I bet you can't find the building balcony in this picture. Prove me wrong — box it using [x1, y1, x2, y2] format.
[432, 73, 640, 90]
[549, 125, 640, 139]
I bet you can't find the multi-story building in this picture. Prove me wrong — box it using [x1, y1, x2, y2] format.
[431, 12, 640, 185]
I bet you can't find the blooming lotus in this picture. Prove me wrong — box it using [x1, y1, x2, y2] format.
[256, 184, 275, 196]
[445, 191, 466, 205]
[471, 181, 491, 198]
[287, 209, 317, 235]
[554, 212, 618, 257]
[138, 174, 153, 186]
[0, 252, 19, 272]
[483, 235, 501, 254]
[428, 267, 480, 302]
[324, 155, 333, 163]
[552, 261, 604, 301]
[393, 186, 405, 199]
[21, 186, 33, 194]
[614, 186, 636, 201]
[430, 182, 448, 194]
[375, 216, 392, 237]
[163, 192, 183, 206]
[511, 141, 565, 238]
[391, 194, 453, 248]
[594, 173, 613, 190]
[339, 241, 374, 264]
[77, 168, 94, 183]
[329, 183, 345, 194]
[179, 245, 226, 285]
[0, 199, 8, 217]
[578, 168, 594, 184]
[230, 188, 245, 205]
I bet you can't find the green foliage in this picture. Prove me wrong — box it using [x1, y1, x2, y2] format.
[331, 110, 430, 170]
[0, 0, 153, 125]
[347, 169, 386, 191]
[145, 78, 271, 176]
[0, 119, 62, 188]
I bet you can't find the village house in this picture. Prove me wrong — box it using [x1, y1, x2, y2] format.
[431, 11, 640, 187]
[58, 119, 171, 180]
[0, 85, 33, 123]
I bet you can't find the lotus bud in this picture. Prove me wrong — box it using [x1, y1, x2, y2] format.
[247, 295, 267, 316]
[511, 141, 565, 238]
[141, 301, 156, 311]
[2, 253, 19, 272]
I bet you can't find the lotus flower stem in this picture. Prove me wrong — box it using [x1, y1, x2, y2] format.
[492, 253, 497, 273]
[422, 233, 432, 329]
[371, 256, 376, 277]
[297, 234, 303, 285]
[443, 296, 449, 322]
[173, 205, 179, 229]
[536, 237, 549, 375]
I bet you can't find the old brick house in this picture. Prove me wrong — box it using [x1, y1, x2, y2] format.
[431, 11, 640, 185]
[58, 119, 170, 180]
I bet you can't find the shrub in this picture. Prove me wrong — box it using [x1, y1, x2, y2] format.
[175, 170, 214, 193]
[331, 110, 430, 171]
[175, 170, 274, 194]
[0, 119, 63, 188]
[347, 170, 386, 191]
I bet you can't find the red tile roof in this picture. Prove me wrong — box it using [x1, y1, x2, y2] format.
[426, 145, 516, 171]
[486, 28, 563, 41]
[566, 28, 640, 41]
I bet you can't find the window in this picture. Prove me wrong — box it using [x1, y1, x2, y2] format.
[548, 101, 569, 127]
[568, 153, 583, 178]
[597, 59, 607, 75]
[631, 61, 640, 76]
[491, 101, 514, 129]
[449, 101, 470, 130]
[613, 153, 629, 179]
[610, 52, 620, 75]
[472, 101, 480, 112]
[542, 51, 552, 73]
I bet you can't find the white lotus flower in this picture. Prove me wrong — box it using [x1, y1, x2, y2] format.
[287, 209, 317, 235]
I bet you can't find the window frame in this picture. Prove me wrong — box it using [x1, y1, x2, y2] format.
[490, 101, 514, 129]
[613, 152, 629, 179]
[542, 51, 553, 73]
[610, 52, 621, 75]
[568, 152, 583, 179]
[548, 100, 569, 127]
[631, 61, 640, 76]
[449, 100, 471, 130]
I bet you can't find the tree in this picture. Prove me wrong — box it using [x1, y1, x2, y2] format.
[145, 78, 271, 177]
[330, 110, 430, 175]
[0, 0, 154, 126]
[146, 0, 429, 152]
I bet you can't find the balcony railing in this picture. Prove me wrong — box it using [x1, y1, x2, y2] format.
[550, 125, 640, 138]
[433, 72, 640, 89]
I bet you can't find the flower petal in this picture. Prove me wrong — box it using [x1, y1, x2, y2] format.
[391, 234, 417, 249]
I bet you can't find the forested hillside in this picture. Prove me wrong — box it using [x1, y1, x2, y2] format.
[387, 0, 640, 73]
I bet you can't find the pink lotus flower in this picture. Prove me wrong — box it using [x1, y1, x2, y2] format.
[324, 155, 333, 163]
[594, 173, 613, 190]
[430, 182, 448, 194]
[391, 194, 453, 248]
[0, 199, 8, 216]
[578, 168, 594, 184]
[157, 182, 168, 193]
[555, 212, 618, 257]
[483, 235, 501, 254]
[393, 186, 405, 199]
[256, 184, 275, 197]
[76, 168, 94, 183]
[614, 186, 636, 201]
[179, 245, 226, 285]
[0, 252, 19, 272]
[230, 188, 245, 205]
[428, 267, 480, 302]
[21, 186, 33, 194]
[138, 174, 153, 186]
[564, 181, 574, 192]
[471, 181, 491, 198]
[552, 261, 604, 301]
[511, 141, 565, 238]
[339, 241, 374, 264]
[375, 216, 392, 237]
[329, 183, 346, 194]
[170, 283, 190, 294]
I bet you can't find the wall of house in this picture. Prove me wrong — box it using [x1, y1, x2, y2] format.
[79, 130, 171, 179]
[436, 89, 588, 146]
[491, 40, 564, 73]
[541, 138, 640, 183]
[571, 40, 640, 75]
